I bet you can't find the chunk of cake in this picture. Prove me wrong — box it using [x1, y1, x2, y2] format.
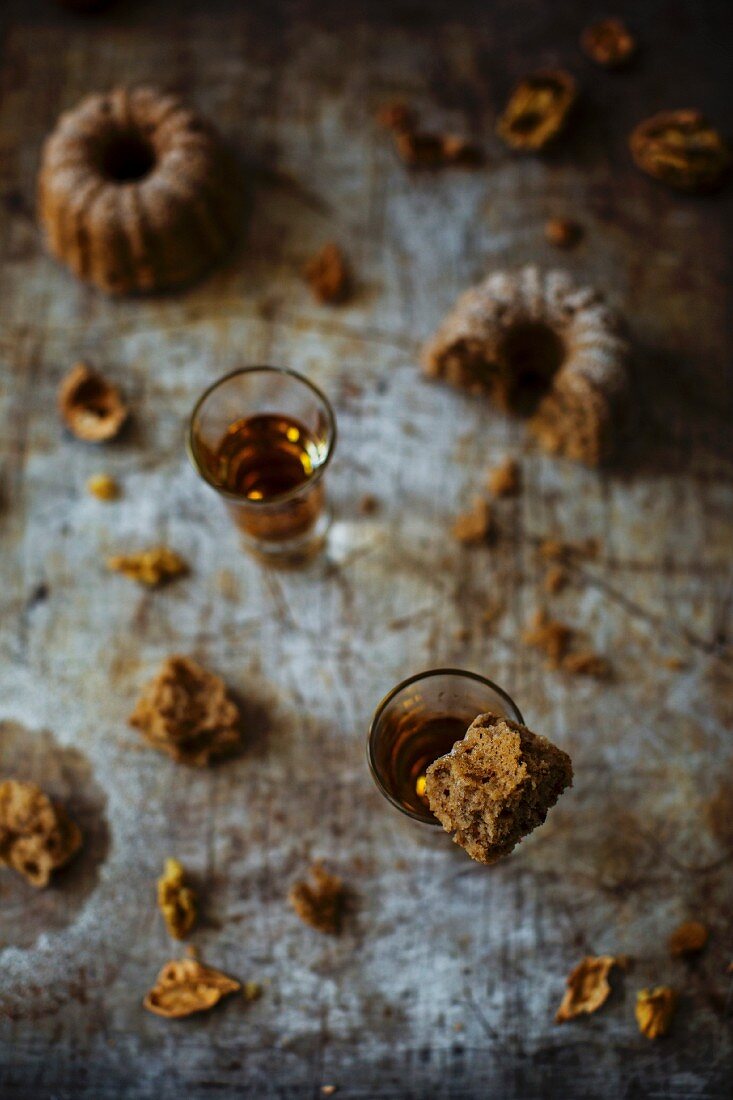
[425, 712, 572, 864]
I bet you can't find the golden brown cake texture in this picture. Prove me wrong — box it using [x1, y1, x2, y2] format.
[425, 712, 573, 864]
[38, 86, 239, 295]
[129, 655, 241, 766]
[0, 779, 82, 887]
[421, 266, 630, 465]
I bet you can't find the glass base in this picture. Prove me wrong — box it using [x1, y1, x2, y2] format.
[239, 506, 332, 565]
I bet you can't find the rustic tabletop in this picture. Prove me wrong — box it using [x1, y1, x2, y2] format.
[1, 1, 731, 1097]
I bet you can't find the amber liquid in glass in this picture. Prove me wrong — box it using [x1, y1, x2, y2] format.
[384, 712, 467, 816]
[204, 414, 324, 544]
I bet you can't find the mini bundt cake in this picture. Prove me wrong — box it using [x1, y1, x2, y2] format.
[421, 266, 629, 465]
[38, 86, 239, 295]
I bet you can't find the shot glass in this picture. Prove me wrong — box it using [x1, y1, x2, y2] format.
[187, 366, 337, 560]
[367, 668, 524, 825]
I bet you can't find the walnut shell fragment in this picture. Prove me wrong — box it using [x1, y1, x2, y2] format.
[668, 920, 708, 957]
[0, 779, 82, 887]
[143, 957, 240, 1019]
[556, 955, 622, 1022]
[581, 19, 636, 68]
[496, 70, 577, 151]
[303, 243, 351, 304]
[106, 547, 188, 587]
[289, 862, 344, 934]
[425, 712, 573, 865]
[58, 362, 128, 442]
[635, 986, 677, 1039]
[158, 858, 197, 940]
[130, 655, 242, 766]
[630, 110, 730, 193]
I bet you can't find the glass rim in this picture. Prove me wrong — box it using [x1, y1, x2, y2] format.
[186, 365, 338, 507]
[366, 667, 525, 825]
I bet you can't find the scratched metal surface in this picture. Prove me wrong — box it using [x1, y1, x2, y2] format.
[0, 1, 731, 1097]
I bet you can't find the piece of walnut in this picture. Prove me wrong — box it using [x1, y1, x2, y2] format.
[130, 656, 242, 766]
[303, 243, 351, 304]
[581, 19, 636, 68]
[289, 862, 344, 934]
[87, 473, 120, 501]
[487, 457, 521, 497]
[556, 955, 621, 1022]
[0, 779, 82, 887]
[496, 70, 577, 151]
[143, 957, 240, 1019]
[157, 858, 197, 940]
[452, 498, 493, 544]
[106, 547, 188, 587]
[58, 362, 128, 443]
[635, 986, 677, 1039]
[668, 920, 708, 957]
[630, 110, 730, 193]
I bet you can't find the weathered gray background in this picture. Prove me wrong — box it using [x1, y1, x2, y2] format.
[0, 1, 731, 1097]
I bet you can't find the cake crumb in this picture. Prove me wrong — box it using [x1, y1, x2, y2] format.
[289, 862, 344, 934]
[303, 243, 351, 304]
[581, 18, 636, 68]
[487, 458, 521, 497]
[561, 651, 611, 679]
[452, 498, 493, 545]
[545, 218, 582, 249]
[320, 1087, 337, 1097]
[130, 655, 241, 766]
[358, 493, 379, 516]
[0, 779, 82, 888]
[242, 981, 262, 1002]
[668, 920, 708, 958]
[635, 987, 677, 1039]
[215, 569, 239, 601]
[87, 473, 120, 501]
[539, 536, 598, 561]
[544, 565, 568, 594]
[556, 956, 620, 1022]
[523, 609, 573, 666]
[425, 712, 573, 864]
[107, 547, 187, 587]
[662, 656, 687, 671]
[376, 101, 416, 132]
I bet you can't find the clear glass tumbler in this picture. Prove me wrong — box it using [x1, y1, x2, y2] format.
[367, 668, 524, 825]
[187, 366, 337, 561]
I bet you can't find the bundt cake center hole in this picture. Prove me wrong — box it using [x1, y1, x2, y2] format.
[496, 322, 566, 415]
[98, 130, 156, 183]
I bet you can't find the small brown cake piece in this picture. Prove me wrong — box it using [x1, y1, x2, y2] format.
[289, 861, 344, 934]
[130, 655, 241, 766]
[303, 243, 351, 304]
[107, 547, 187, 587]
[487, 457, 521, 497]
[421, 267, 629, 466]
[0, 779, 82, 887]
[545, 218, 582, 249]
[425, 712, 572, 864]
[452, 497, 493, 544]
[58, 362, 128, 443]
